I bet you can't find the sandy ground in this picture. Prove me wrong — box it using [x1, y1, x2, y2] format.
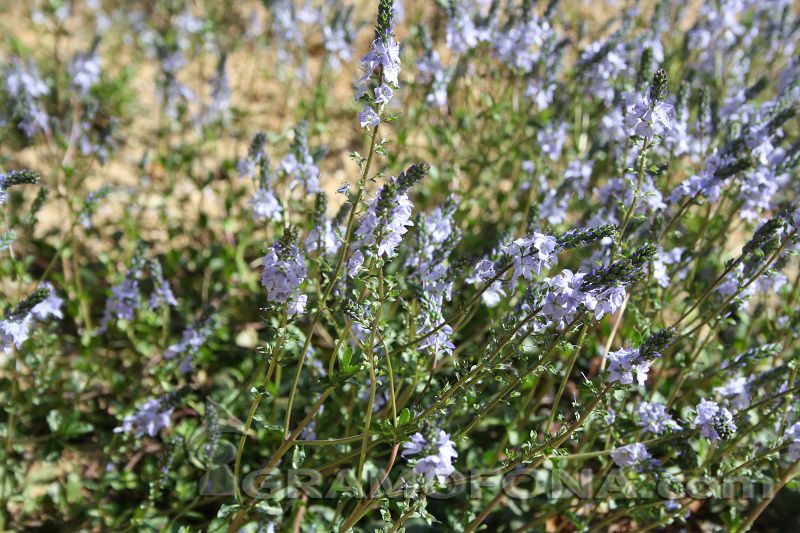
[0, 0, 675, 248]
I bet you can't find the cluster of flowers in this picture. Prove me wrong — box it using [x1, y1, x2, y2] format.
[355, 0, 401, 128]
[114, 390, 184, 438]
[261, 226, 308, 316]
[402, 429, 459, 483]
[7, 0, 800, 531]
[2, 46, 113, 159]
[0, 286, 62, 354]
[164, 314, 215, 374]
[99, 246, 177, 332]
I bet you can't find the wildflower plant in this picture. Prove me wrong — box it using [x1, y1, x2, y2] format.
[1, 1, 800, 533]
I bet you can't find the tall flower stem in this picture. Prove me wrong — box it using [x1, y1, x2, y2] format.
[545, 323, 588, 433]
[282, 115, 381, 440]
[227, 388, 333, 532]
[233, 307, 287, 501]
[610, 139, 649, 262]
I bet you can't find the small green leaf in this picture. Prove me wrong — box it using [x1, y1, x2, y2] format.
[292, 446, 306, 468]
[398, 408, 411, 425]
[339, 346, 353, 369]
[253, 500, 283, 516]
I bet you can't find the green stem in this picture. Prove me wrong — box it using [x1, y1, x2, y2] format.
[232, 310, 287, 502]
[546, 324, 588, 434]
[465, 384, 613, 533]
[735, 457, 800, 533]
[284, 117, 382, 439]
[227, 388, 333, 532]
[610, 140, 649, 262]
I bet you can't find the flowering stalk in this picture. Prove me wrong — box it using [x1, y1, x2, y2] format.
[464, 384, 614, 533]
[232, 305, 287, 501]
[545, 322, 589, 433]
[230, 3, 397, 528]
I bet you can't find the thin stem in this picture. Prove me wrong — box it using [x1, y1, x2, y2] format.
[546, 323, 588, 434]
[284, 115, 383, 439]
[339, 443, 401, 533]
[465, 384, 613, 533]
[610, 140, 649, 261]
[233, 310, 287, 501]
[735, 457, 800, 533]
[227, 388, 332, 532]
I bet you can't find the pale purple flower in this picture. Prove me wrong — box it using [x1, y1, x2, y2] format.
[114, 398, 173, 437]
[0, 315, 32, 351]
[402, 433, 427, 456]
[606, 339, 660, 387]
[693, 398, 737, 441]
[305, 220, 339, 255]
[355, 31, 401, 109]
[280, 137, 319, 194]
[287, 293, 308, 316]
[466, 258, 506, 307]
[578, 39, 628, 105]
[785, 423, 800, 462]
[365, 37, 401, 85]
[149, 282, 177, 310]
[165, 319, 213, 375]
[636, 402, 681, 434]
[417, 324, 456, 355]
[564, 160, 593, 198]
[261, 243, 306, 304]
[525, 78, 555, 111]
[622, 92, 673, 140]
[4, 58, 50, 136]
[70, 53, 102, 97]
[445, 3, 488, 54]
[358, 106, 380, 129]
[537, 122, 567, 160]
[100, 278, 140, 330]
[481, 282, 506, 307]
[714, 377, 750, 410]
[501, 233, 559, 286]
[653, 247, 684, 288]
[238, 157, 257, 181]
[413, 430, 458, 483]
[323, 24, 352, 67]
[714, 263, 757, 303]
[166, 327, 206, 360]
[354, 190, 414, 258]
[610, 443, 651, 469]
[5, 58, 48, 99]
[374, 83, 393, 105]
[493, 15, 553, 71]
[756, 271, 788, 294]
[348, 250, 364, 278]
[148, 260, 177, 310]
[542, 269, 588, 328]
[606, 347, 640, 385]
[30, 283, 63, 320]
[250, 188, 283, 222]
[300, 420, 318, 441]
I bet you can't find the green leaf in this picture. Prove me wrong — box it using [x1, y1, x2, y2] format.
[216, 502, 241, 519]
[292, 446, 306, 468]
[253, 500, 283, 516]
[398, 408, 411, 425]
[339, 346, 353, 369]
